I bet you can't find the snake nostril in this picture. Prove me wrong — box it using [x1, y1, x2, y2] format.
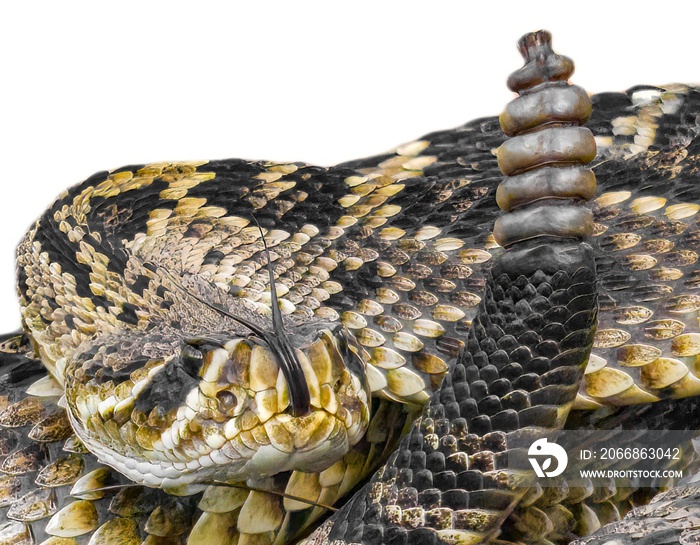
[216, 390, 237, 411]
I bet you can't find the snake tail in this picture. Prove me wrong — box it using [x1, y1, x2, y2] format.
[300, 30, 599, 545]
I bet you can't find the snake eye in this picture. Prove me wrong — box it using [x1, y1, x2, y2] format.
[181, 344, 204, 379]
[216, 390, 237, 412]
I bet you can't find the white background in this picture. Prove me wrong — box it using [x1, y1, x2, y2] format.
[0, 1, 697, 332]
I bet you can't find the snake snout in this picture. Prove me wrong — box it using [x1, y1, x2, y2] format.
[189, 324, 372, 478]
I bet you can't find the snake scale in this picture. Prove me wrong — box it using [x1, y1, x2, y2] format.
[0, 30, 699, 545]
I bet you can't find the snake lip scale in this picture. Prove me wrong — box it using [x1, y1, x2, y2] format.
[0, 28, 698, 545]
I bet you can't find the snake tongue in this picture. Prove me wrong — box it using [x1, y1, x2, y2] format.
[264, 336, 311, 417]
[254, 216, 311, 417]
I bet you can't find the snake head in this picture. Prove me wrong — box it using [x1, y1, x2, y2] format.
[63, 321, 371, 491]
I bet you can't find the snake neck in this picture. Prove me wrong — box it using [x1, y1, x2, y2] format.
[309, 239, 598, 544]
[304, 29, 600, 545]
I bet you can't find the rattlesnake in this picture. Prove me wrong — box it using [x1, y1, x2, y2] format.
[0, 30, 697, 545]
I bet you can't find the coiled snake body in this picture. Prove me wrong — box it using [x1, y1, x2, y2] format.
[0, 31, 699, 545]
